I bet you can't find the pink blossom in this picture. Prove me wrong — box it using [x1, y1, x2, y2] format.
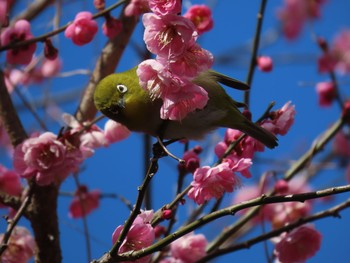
[104, 119, 130, 144]
[317, 52, 337, 73]
[257, 56, 273, 72]
[170, 232, 208, 263]
[232, 184, 266, 223]
[124, 0, 150, 17]
[69, 185, 100, 218]
[137, 59, 209, 121]
[0, 165, 22, 207]
[184, 4, 213, 35]
[65, 12, 98, 46]
[112, 210, 155, 263]
[188, 162, 242, 205]
[178, 146, 201, 174]
[265, 101, 296, 136]
[158, 43, 213, 78]
[331, 29, 350, 74]
[149, 0, 181, 15]
[62, 113, 109, 158]
[41, 57, 62, 77]
[277, 0, 326, 40]
[94, 0, 105, 11]
[265, 177, 312, 229]
[137, 59, 170, 99]
[102, 16, 122, 39]
[274, 224, 322, 263]
[142, 13, 197, 59]
[0, 0, 8, 26]
[316, 81, 336, 107]
[332, 130, 350, 157]
[160, 81, 208, 121]
[0, 226, 35, 263]
[13, 132, 83, 186]
[1, 19, 36, 64]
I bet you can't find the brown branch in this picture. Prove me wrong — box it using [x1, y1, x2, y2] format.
[11, 0, 54, 24]
[75, 4, 138, 122]
[206, 114, 345, 253]
[0, 190, 22, 210]
[0, 187, 33, 256]
[106, 184, 350, 262]
[198, 197, 350, 262]
[244, 0, 268, 107]
[0, 0, 128, 52]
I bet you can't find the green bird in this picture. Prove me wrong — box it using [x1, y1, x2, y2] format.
[94, 67, 278, 148]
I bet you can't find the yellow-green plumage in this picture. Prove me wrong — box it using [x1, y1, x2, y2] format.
[94, 67, 278, 148]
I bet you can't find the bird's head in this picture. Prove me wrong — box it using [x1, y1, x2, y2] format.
[94, 68, 141, 121]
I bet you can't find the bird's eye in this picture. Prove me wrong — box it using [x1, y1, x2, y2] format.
[116, 84, 128, 94]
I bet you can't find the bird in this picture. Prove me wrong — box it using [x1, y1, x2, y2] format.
[94, 67, 278, 148]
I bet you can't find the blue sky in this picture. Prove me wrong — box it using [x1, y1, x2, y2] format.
[2, 0, 350, 262]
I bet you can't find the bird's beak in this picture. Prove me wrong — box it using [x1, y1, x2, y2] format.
[117, 97, 125, 109]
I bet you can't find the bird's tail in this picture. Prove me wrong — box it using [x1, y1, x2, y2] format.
[234, 118, 278, 149]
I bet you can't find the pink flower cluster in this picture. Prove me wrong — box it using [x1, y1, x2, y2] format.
[63, 114, 130, 158]
[112, 210, 155, 263]
[0, 164, 22, 207]
[69, 185, 100, 218]
[318, 29, 350, 75]
[178, 145, 202, 174]
[4, 57, 62, 91]
[0, 226, 35, 263]
[65, 11, 122, 45]
[188, 160, 250, 205]
[187, 102, 295, 205]
[277, 0, 326, 40]
[161, 232, 208, 263]
[13, 132, 83, 186]
[1, 19, 36, 65]
[233, 177, 321, 261]
[136, 1, 214, 121]
[274, 224, 322, 263]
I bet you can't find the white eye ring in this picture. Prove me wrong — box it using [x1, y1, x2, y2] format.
[116, 84, 128, 94]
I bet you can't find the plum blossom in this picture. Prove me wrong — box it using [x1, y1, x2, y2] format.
[142, 13, 197, 60]
[263, 101, 296, 136]
[257, 56, 273, 72]
[41, 57, 62, 77]
[274, 224, 322, 263]
[137, 59, 209, 120]
[184, 4, 213, 35]
[124, 0, 150, 17]
[102, 16, 122, 39]
[158, 43, 213, 78]
[13, 132, 83, 186]
[330, 29, 350, 74]
[265, 176, 313, 229]
[104, 119, 130, 144]
[178, 146, 202, 174]
[0, 0, 8, 26]
[1, 19, 36, 64]
[0, 226, 35, 263]
[160, 82, 208, 120]
[277, 0, 326, 40]
[170, 232, 208, 263]
[316, 81, 336, 107]
[69, 185, 100, 218]
[188, 161, 248, 205]
[65, 12, 98, 46]
[332, 130, 350, 157]
[0, 165, 22, 207]
[112, 210, 155, 263]
[149, 0, 181, 15]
